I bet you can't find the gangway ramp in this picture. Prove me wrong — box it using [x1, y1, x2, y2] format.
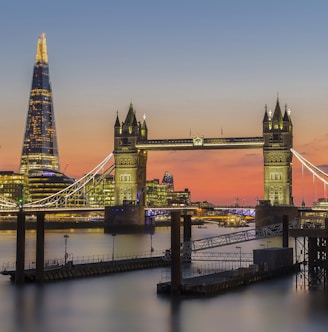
[187, 223, 283, 252]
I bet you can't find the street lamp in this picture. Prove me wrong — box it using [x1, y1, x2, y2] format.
[64, 234, 69, 265]
[236, 246, 241, 268]
[112, 233, 116, 261]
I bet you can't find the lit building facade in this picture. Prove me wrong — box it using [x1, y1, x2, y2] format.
[167, 188, 191, 206]
[0, 171, 24, 203]
[20, 33, 60, 175]
[298, 198, 328, 227]
[27, 169, 84, 205]
[146, 179, 169, 207]
[146, 173, 191, 207]
[85, 174, 115, 207]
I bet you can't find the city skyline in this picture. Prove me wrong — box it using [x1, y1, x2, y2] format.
[0, 1, 328, 206]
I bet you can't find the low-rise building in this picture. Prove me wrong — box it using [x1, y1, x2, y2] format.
[0, 171, 24, 203]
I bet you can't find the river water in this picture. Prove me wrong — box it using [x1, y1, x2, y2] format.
[0, 224, 327, 332]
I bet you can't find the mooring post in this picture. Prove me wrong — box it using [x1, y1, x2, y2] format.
[282, 215, 289, 248]
[183, 214, 192, 263]
[171, 211, 182, 295]
[36, 212, 45, 283]
[15, 207, 26, 285]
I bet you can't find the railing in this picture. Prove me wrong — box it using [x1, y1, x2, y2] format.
[69, 250, 165, 264]
[160, 257, 253, 282]
[191, 252, 253, 262]
[1, 249, 166, 272]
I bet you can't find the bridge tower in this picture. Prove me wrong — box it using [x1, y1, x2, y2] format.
[262, 98, 293, 206]
[105, 103, 148, 231]
[257, 98, 297, 227]
[113, 103, 148, 206]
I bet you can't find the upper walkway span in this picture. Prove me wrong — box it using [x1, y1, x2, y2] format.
[136, 136, 264, 151]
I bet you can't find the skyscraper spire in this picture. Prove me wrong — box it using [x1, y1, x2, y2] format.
[19, 33, 59, 175]
[35, 33, 48, 64]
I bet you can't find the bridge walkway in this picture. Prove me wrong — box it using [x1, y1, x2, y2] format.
[185, 223, 284, 252]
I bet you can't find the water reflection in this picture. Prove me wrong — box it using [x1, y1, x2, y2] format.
[170, 297, 182, 332]
[14, 285, 45, 332]
[0, 226, 327, 332]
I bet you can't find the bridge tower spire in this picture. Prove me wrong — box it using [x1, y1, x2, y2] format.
[108, 103, 148, 228]
[262, 98, 293, 206]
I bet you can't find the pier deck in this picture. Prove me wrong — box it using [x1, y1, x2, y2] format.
[157, 264, 299, 296]
[2, 256, 170, 283]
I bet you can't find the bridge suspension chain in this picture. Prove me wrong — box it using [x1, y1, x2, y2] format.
[291, 148, 328, 185]
[23, 152, 114, 208]
[0, 196, 19, 209]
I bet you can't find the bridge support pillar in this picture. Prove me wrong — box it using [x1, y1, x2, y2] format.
[15, 208, 26, 285]
[255, 204, 298, 228]
[283, 215, 289, 248]
[36, 212, 45, 283]
[171, 211, 182, 295]
[104, 205, 146, 233]
[183, 214, 192, 263]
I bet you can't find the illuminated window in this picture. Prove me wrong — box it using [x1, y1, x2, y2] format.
[120, 174, 131, 182]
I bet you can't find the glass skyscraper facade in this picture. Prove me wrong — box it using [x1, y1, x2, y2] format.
[19, 33, 59, 175]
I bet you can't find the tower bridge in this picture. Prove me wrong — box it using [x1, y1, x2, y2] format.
[108, 98, 294, 229]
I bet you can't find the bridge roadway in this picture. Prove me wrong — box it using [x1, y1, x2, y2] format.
[136, 136, 264, 150]
[0, 206, 197, 215]
[0, 206, 106, 215]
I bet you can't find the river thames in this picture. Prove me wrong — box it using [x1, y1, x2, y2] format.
[0, 224, 327, 332]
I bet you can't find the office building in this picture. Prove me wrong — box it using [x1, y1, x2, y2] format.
[85, 174, 115, 207]
[0, 171, 24, 203]
[20, 33, 60, 175]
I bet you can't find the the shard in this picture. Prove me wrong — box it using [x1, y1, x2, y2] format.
[19, 33, 60, 175]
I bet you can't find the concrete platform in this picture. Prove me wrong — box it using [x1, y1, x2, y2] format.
[157, 264, 299, 297]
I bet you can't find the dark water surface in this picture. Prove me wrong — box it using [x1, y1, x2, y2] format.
[0, 225, 327, 332]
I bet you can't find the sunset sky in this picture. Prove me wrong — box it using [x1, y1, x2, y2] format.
[0, 0, 327, 206]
